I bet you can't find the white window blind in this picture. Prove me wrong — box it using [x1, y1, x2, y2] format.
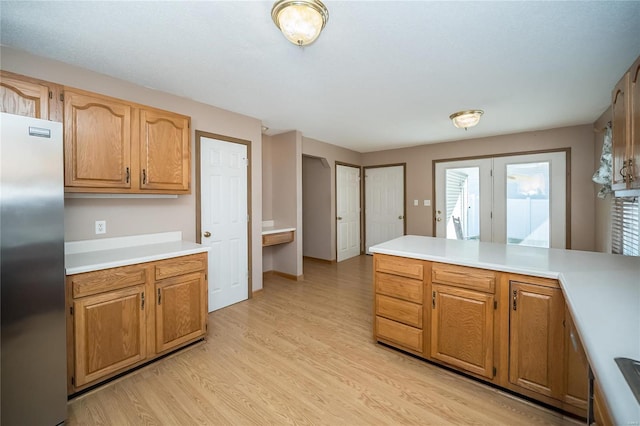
[611, 197, 639, 256]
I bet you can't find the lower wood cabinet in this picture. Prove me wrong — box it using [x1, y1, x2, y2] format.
[155, 272, 207, 353]
[73, 285, 147, 387]
[67, 253, 208, 395]
[372, 254, 590, 419]
[508, 280, 564, 399]
[431, 284, 495, 379]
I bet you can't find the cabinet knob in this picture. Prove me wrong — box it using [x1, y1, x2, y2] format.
[203, 231, 211, 238]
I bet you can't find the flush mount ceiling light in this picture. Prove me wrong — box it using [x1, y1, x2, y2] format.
[449, 110, 484, 130]
[271, 0, 329, 46]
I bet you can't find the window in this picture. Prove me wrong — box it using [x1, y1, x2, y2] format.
[611, 197, 639, 256]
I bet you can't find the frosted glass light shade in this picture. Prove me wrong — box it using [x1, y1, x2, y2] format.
[449, 110, 484, 129]
[272, 0, 329, 46]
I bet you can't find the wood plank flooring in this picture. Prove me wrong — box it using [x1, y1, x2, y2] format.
[68, 255, 580, 425]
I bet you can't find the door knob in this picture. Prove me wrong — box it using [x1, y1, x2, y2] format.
[398, 215, 404, 219]
[337, 216, 342, 220]
[436, 217, 442, 222]
[203, 231, 211, 238]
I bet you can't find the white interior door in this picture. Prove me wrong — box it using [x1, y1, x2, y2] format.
[336, 164, 361, 262]
[200, 137, 249, 312]
[434, 152, 567, 248]
[365, 165, 405, 253]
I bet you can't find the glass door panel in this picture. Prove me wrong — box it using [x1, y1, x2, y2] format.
[435, 159, 492, 241]
[506, 162, 550, 247]
[445, 167, 480, 240]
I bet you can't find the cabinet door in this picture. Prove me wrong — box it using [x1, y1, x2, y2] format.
[0, 73, 50, 119]
[73, 285, 146, 387]
[612, 73, 630, 190]
[64, 89, 132, 189]
[630, 58, 640, 188]
[509, 281, 563, 399]
[563, 307, 589, 412]
[139, 108, 190, 192]
[430, 284, 494, 378]
[155, 272, 206, 353]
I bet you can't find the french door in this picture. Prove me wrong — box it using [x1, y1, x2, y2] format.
[434, 151, 567, 249]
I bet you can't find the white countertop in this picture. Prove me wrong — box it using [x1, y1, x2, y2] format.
[261, 227, 296, 235]
[65, 232, 209, 275]
[370, 235, 640, 425]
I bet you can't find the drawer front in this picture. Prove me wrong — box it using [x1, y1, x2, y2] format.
[262, 231, 294, 247]
[376, 316, 423, 353]
[432, 263, 495, 293]
[155, 253, 207, 281]
[375, 254, 423, 280]
[375, 272, 423, 303]
[71, 265, 147, 298]
[376, 294, 422, 328]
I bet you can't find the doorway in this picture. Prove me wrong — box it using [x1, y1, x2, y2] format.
[336, 163, 361, 262]
[364, 164, 406, 253]
[434, 150, 569, 249]
[196, 131, 251, 312]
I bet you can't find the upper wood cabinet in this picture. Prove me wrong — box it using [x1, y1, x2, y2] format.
[611, 55, 640, 191]
[0, 70, 63, 121]
[64, 89, 132, 189]
[63, 87, 191, 194]
[139, 107, 190, 192]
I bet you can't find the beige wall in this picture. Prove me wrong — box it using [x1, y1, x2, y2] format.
[262, 132, 303, 276]
[302, 137, 362, 260]
[302, 156, 332, 260]
[1, 46, 265, 291]
[362, 125, 597, 251]
[593, 107, 613, 253]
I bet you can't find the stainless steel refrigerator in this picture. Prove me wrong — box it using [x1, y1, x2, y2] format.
[1, 112, 67, 425]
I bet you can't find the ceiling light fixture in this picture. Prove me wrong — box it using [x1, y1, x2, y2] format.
[449, 110, 484, 130]
[271, 0, 329, 46]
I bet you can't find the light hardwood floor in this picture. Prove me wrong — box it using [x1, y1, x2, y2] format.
[68, 255, 580, 425]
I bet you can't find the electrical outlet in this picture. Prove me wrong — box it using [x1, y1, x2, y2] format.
[95, 220, 106, 234]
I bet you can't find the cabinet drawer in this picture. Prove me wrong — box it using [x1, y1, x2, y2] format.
[375, 254, 424, 280]
[262, 231, 294, 247]
[155, 254, 207, 280]
[70, 264, 147, 298]
[432, 263, 495, 293]
[376, 316, 423, 353]
[375, 272, 423, 303]
[376, 294, 422, 328]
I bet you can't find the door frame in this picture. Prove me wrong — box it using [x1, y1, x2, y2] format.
[195, 130, 253, 296]
[335, 161, 363, 261]
[432, 148, 571, 248]
[363, 163, 407, 252]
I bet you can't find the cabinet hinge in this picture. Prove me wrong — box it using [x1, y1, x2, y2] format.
[60, 92, 64, 102]
[494, 300, 497, 310]
[70, 306, 74, 315]
[205, 274, 207, 281]
[49, 90, 53, 99]
[71, 376, 75, 386]
[157, 288, 161, 305]
[141, 292, 145, 309]
[493, 367, 497, 376]
[432, 291, 436, 308]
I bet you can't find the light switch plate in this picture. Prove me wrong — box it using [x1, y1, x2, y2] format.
[95, 220, 106, 234]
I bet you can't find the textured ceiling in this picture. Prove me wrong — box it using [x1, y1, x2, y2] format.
[1, 1, 640, 152]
